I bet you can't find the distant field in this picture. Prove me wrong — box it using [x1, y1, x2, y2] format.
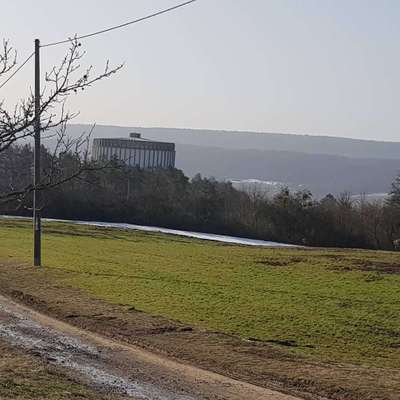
[0, 219, 399, 369]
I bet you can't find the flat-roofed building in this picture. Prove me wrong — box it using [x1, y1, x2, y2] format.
[91, 133, 175, 169]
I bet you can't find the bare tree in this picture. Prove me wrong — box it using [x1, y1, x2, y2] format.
[0, 38, 123, 204]
[0, 40, 16, 77]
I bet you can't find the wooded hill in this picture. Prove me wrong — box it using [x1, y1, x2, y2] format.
[60, 125, 400, 196]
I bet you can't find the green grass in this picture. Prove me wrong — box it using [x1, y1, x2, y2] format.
[1, 219, 400, 368]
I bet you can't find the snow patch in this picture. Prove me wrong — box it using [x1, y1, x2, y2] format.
[1, 216, 297, 248]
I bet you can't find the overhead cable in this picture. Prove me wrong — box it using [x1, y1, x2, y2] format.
[41, 0, 197, 48]
[0, 52, 34, 90]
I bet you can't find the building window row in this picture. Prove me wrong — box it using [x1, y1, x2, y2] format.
[92, 144, 175, 169]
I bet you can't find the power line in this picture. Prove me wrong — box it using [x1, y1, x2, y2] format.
[0, 51, 34, 90]
[41, 0, 197, 48]
[0, 1, 197, 91]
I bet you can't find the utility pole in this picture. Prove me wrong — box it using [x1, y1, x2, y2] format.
[33, 38, 41, 267]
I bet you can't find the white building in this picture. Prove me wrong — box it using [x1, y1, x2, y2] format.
[92, 133, 175, 169]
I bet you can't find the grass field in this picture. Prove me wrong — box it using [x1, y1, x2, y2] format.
[1, 219, 399, 369]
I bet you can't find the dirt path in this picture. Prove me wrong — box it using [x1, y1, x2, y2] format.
[0, 294, 302, 400]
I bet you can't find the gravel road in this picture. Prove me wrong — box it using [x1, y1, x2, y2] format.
[0, 294, 301, 400]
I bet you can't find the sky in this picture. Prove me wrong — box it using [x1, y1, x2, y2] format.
[1, 0, 399, 141]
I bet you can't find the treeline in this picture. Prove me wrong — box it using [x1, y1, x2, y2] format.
[2, 144, 400, 250]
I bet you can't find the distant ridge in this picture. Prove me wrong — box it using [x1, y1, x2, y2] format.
[67, 124, 400, 160]
[58, 124, 400, 196]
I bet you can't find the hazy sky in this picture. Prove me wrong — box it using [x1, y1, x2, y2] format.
[1, 0, 399, 141]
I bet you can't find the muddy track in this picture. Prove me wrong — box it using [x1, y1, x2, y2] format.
[0, 294, 301, 400]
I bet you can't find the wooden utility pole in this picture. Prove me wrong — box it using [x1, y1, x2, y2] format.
[33, 38, 41, 267]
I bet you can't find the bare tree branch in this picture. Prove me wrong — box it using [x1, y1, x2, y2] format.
[0, 40, 17, 76]
[0, 38, 123, 204]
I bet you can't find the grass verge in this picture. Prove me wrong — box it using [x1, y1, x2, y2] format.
[0, 340, 122, 400]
